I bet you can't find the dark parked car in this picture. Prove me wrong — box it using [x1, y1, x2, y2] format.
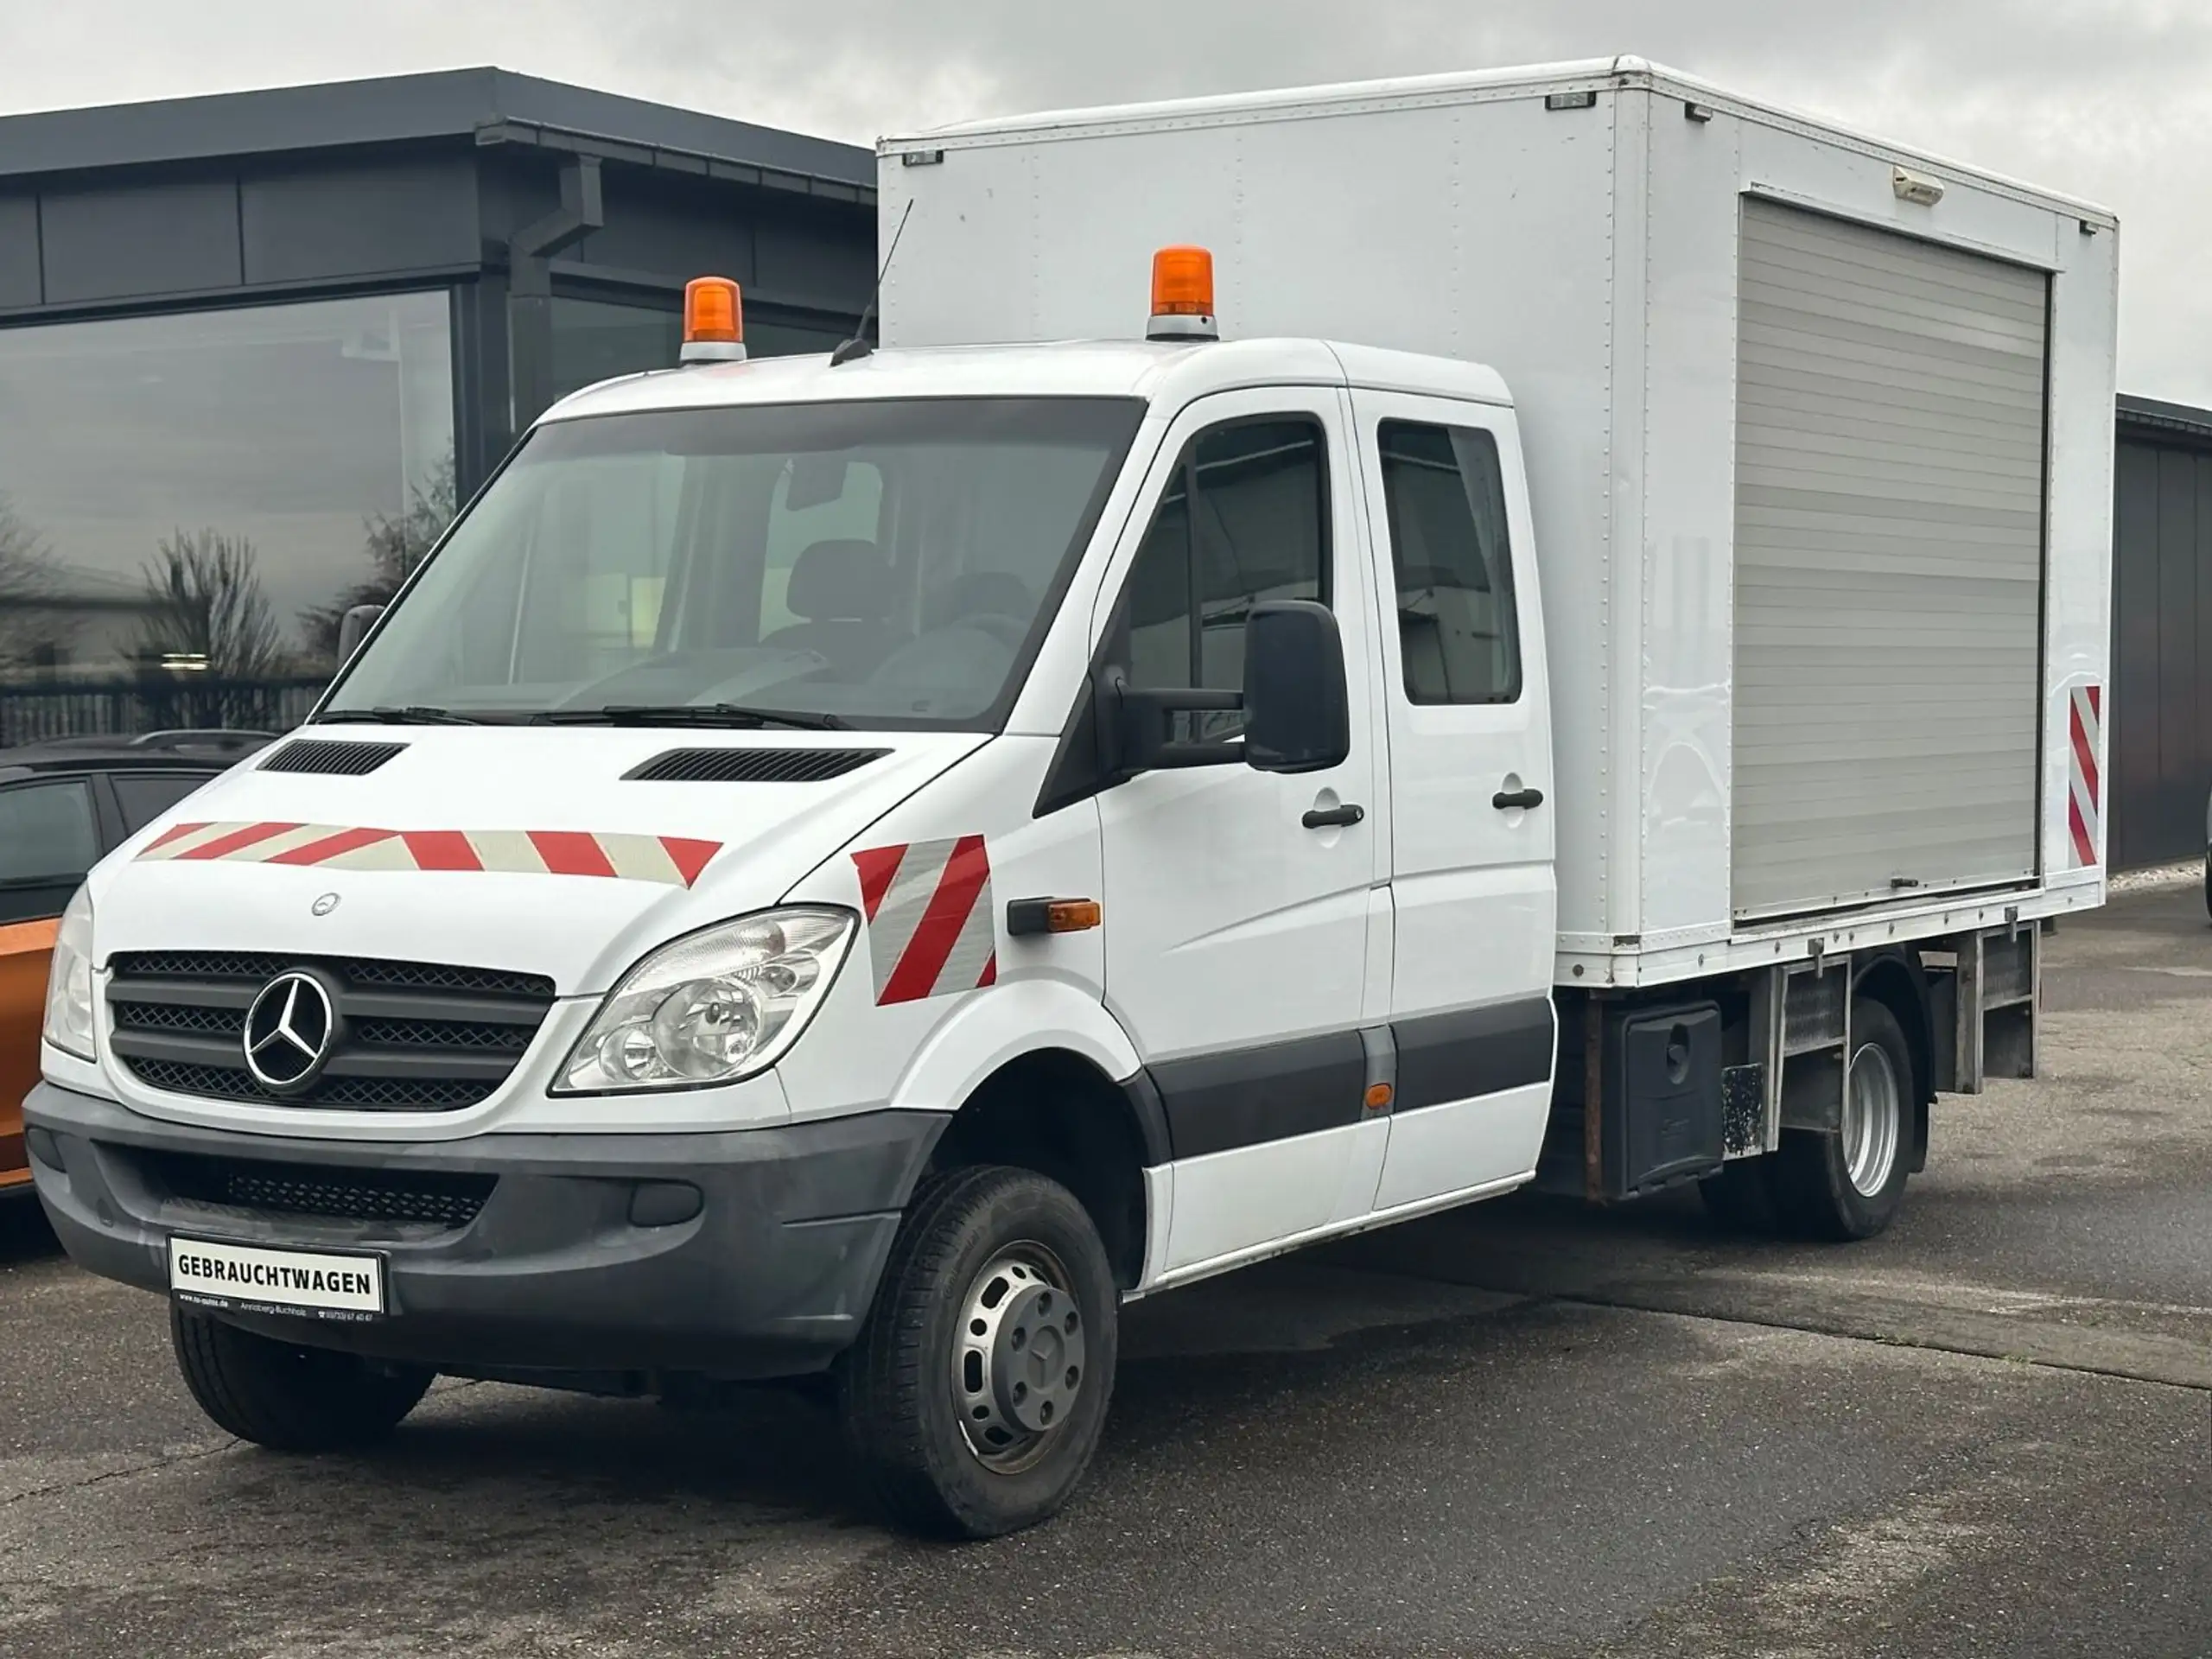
[2, 731, 273, 1198]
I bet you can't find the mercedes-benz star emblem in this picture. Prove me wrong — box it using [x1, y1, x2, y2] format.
[311, 893, 341, 918]
[242, 971, 339, 1094]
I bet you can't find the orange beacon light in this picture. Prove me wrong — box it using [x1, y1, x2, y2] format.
[1147, 246, 1219, 341]
[681, 276, 747, 363]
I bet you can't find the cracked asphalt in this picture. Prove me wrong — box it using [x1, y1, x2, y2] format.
[3, 884, 2209, 1657]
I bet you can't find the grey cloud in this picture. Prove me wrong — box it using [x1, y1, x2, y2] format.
[2, 1, 2207, 397]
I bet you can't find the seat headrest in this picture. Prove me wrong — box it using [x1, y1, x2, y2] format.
[786, 539, 892, 621]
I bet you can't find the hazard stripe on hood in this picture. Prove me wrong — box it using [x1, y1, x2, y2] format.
[137, 821, 721, 887]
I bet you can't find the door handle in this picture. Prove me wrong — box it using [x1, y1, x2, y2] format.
[1492, 786, 1544, 811]
[1301, 803, 1366, 830]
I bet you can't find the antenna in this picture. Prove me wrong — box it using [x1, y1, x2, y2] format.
[830, 199, 915, 367]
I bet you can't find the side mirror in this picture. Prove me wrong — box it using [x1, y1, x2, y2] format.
[337, 603, 385, 664]
[1243, 600, 1349, 774]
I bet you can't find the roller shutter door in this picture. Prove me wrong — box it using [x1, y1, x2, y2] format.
[1731, 199, 2048, 919]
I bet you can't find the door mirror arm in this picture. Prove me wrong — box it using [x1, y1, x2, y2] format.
[1103, 671, 1246, 779]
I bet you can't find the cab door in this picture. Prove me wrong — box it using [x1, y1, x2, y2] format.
[0, 775, 105, 1190]
[1087, 388, 1393, 1276]
[1349, 392, 1558, 1212]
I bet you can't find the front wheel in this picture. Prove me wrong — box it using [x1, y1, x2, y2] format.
[838, 1166, 1119, 1539]
[172, 1305, 432, 1451]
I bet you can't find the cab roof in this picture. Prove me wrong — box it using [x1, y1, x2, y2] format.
[537, 337, 1514, 425]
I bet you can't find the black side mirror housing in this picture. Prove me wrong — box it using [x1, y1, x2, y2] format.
[337, 603, 385, 664]
[1243, 600, 1349, 774]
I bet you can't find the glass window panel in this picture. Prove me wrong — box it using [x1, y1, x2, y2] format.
[331, 397, 1142, 731]
[0, 780, 99, 886]
[1377, 421, 1522, 704]
[111, 772, 219, 834]
[1122, 418, 1328, 695]
[0, 293, 454, 747]
[545, 297, 682, 407]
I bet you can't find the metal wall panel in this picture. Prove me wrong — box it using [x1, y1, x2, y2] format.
[39, 178, 243, 302]
[240, 153, 479, 284]
[0, 195, 37, 307]
[1730, 199, 2050, 918]
[2109, 435, 2212, 868]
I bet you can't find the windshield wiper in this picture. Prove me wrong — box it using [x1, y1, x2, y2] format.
[316, 706, 484, 727]
[537, 702, 849, 732]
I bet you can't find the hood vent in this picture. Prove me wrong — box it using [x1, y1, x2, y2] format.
[624, 747, 891, 785]
[258, 738, 408, 776]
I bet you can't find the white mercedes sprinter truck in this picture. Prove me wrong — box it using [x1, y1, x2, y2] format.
[25, 60, 2117, 1537]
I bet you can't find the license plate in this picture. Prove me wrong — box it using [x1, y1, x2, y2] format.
[169, 1236, 385, 1321]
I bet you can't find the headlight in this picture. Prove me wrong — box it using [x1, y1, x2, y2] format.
[41, 884, 96, 1061]
[555, 907, 855, 1093]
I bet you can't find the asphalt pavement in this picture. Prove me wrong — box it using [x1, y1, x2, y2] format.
[3, 885, 2209, 1657]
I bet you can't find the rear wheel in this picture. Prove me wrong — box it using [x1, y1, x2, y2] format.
[171, 1305, 432, 1451]
[838, 1166, 1118, 1539]
[1771, 997, 1915, 1242]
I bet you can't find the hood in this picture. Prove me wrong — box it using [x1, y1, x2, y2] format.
[89, 726, 986, 995]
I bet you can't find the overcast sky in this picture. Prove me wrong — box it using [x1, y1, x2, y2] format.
[3, 1, 2209, 402]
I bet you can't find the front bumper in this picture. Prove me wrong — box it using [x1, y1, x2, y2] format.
[24, 1081, 945, 1382]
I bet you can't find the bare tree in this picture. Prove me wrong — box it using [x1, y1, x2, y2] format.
[136, 529, 284, 680]
[299, 452, 459, 663]
[0, 495, 76, 671]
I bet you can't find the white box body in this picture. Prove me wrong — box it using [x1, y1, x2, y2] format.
[880, 58, 2119, 986]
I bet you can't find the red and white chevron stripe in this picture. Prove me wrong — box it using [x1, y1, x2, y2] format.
[2068, 682, 2102, 869]
[137, 822, 721, 887]
[851, 836, 997, 1006]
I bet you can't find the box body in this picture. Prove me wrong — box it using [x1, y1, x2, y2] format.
[881, 59, 2119, 984]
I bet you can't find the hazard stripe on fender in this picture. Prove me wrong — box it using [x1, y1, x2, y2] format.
[852, 836, 997, 1005]
[137, 822, 721, 887]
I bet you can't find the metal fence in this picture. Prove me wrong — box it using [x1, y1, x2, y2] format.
[0, 676, 328, 750]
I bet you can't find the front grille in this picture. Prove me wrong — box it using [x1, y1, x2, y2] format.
[108, 951, 556, 1113]
[112, 953, 550, 1000]
[125, 1059, 500, 1111]
[147, 1150, 494, 1230]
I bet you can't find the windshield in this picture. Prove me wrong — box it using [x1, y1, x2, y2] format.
[325, 397, 1145, 729]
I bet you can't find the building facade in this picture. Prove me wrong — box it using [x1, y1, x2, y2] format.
[0, 69, 874, 745]
[2111, 393, 2212, 870]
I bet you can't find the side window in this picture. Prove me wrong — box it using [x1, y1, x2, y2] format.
[1122, 417, 1328, 695]
[1377, 421, 1522, 704]
[0, 779, 99, 925]
[112, 773, 214, 835]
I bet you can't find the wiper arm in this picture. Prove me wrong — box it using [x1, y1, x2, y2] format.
[316, 706, 483, 727]
[537, 702, 849, 732]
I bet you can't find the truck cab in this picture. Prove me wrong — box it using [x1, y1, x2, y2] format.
[26, 285, 1566, 1536]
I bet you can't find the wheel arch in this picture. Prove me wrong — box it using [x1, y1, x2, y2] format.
[927, 1046, 1162, 1291]
[1853, 949, 1934, 1173]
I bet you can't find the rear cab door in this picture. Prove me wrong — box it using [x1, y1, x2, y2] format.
[1348, 389, 1559, 1211]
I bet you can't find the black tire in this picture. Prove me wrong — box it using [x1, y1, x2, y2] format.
[1771, 997, 1915, 1243]
[1698, 1154, 1784, 1236]
[2202, 850, 2210, 924]
[172, 1305, 433, 1452]
[837, 1165, 1118, 1540]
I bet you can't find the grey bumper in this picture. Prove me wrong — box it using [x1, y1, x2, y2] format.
[24, 1082, 945, 1382]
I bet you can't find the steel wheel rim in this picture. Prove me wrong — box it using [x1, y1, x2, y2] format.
[950, 1241, 1086, 1474]
[1842, 1039, 1903, 1198]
